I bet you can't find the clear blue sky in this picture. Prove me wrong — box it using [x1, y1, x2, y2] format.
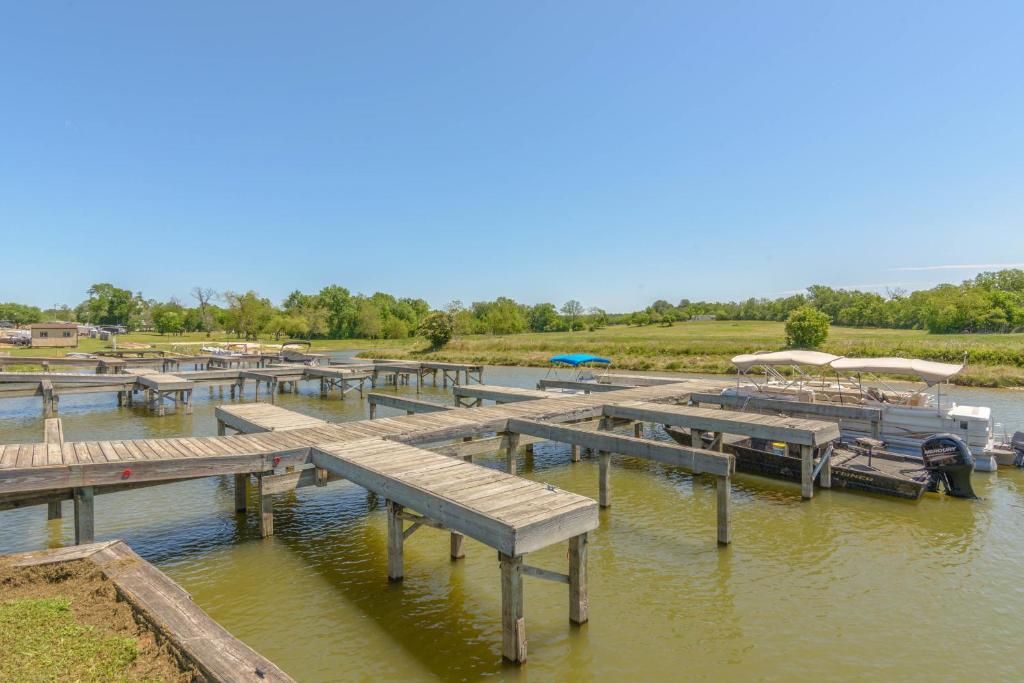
[2, 2, 1022, 312]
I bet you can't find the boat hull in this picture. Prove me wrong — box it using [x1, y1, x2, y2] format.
[664, 426, 926, 500]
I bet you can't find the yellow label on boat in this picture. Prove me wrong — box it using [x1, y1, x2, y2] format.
[771, 442, 787, 456]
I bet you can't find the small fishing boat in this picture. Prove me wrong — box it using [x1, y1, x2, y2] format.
[543, 353, 612, 392]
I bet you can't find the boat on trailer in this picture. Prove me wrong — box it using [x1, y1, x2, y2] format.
[722, 351, 1012, 471]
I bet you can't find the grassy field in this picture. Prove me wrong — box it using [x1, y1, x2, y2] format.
[361, 321, 1024, 388]
[3, 323, 1023, 386]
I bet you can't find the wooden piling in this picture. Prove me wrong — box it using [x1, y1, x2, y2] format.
[73, 486, 95, 545]
[502, 432, 521, 475]
[598, 451, 611, 507]
[387, 500, 404, 581]
[234, 474, 247, 512]
[571, 444, 580, 462]
[819, 447, 832, 489]
[258, 474, 273, 537]
[800, 444, 813, 499]
[569, 533, 588, 624]
[450, 532, 465, 560]
[716, 475, 732, 545]
[499, 553, 526, 663]
[634, 421, 643, 438]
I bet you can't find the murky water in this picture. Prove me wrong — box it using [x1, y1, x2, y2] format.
[2, 360, 1023, 681]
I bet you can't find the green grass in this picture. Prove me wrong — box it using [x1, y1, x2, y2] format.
[4, 323, 1024, 387]
[358, 321, 1024, 388]
[0, 596, 139, 682]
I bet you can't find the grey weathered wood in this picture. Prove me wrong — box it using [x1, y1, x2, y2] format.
[387, 500, 404, 581]
[44, 418, 64, 520]
[73, 486, 94, 544]
[716, 475, 731, 545]
[690, 392, 883, 425]
[569, 533, 588, 624]
[604, 403, 840, 447]
[500, 553, 526, 663]
[800, 444, 814, 499]
[14, 540, 297, 683]
[234, 473, 248, 512]
[520, 563, 570, 584]
[505, 418, 732, 476]
[366, 393, 453, 415]
[536, 379, 631, 392]
[258, 474, 274, 537]
[502, 431, 521, 474]
[598, 451, 612, 507]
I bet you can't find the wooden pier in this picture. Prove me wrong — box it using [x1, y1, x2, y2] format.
[5, 540, 294, 682]
[0, 377, 851, 663]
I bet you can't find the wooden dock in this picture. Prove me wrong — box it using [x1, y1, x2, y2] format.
[5, 540, 294, 682]
[0, 378, 849, 663]
[0, 359, 482, 416]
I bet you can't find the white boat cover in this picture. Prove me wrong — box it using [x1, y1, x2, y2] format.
[731, 350, 842, 372]
[829, 357, 964, 384]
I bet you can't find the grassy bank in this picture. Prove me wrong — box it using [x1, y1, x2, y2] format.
[356, 321, 1024, 388]
[3, 323, 1024, 387]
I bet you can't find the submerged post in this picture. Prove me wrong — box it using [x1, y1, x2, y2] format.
[499, 553, 526, 663]
[569, 533, 589, 624]
[234, 474, 248, 512]
[800, 444, 813, 499]
[598, 451, 612, 507]
[387, 500, 404, 581]
[258, 474, 273, 537]
[502, 432, 521, 475]
[716, 475, 732, 545]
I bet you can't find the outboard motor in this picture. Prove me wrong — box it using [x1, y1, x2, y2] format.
[922, 433, 977, 498]
[1010, 431, 1024, 468]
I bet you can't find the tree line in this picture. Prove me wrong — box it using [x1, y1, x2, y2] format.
[624, 270, 1024, 334]
[2, 269, 1023, 338]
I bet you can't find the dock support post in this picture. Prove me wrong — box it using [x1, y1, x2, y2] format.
[569, 533, 588, 624]
[387, 500, 404, 581]
[217, 420, 225, 436]
[258, 474, 274, 537]
[800, 444, 814, 499]
[369, 403, 377, 420]
[634, 421, 643, 438]
[500, 553, 526, 663]
[450, 532, 465, 560]
[716, 475, 732, 545]
[73, 486, 94, 545]
[234, 474, 248, 512]
[502, 432, 521, 475]
[571, 444, 580, 462]
[43, 418, 64, 520]
[598, 451, 611, 507]
[184, 389, 193, 415]
[820, 447, 832, 489]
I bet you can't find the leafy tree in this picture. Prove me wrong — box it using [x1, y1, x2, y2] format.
[528, 303, 560, 332]
[561, 300, 584, 331]
[80, 283, 142, 328]
[153, 310, 184, 335]
[785, 306, 830, 348]
[418, 311, 454, 349]
[190, 287, 218, 331]
[0, 303, 43, 325]
[223, 291, 274, 339]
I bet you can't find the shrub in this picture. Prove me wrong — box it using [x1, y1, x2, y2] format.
[418, 312, 454, 349]
[785, 306, 830, 348]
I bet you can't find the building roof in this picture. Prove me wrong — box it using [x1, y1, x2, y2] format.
[29, 322, 79, 329]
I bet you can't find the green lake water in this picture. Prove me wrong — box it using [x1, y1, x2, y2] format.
[2, 362, 1023, 681]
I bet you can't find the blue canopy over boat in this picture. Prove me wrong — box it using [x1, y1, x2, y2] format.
[548, 353, 611, 366]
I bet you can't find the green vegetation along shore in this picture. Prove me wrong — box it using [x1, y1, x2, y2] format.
[7, 322, 1018, 387]
[355, 321, 1024, 387]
